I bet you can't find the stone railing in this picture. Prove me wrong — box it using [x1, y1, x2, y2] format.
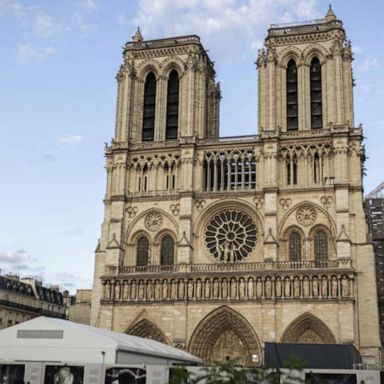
[101, 270, 354, 304]
[104, 259, 352, 276]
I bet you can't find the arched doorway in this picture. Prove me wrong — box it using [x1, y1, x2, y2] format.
[281, 312, 336, 344]
[126, 319, 168, 344]
[188, 306, 261, 366]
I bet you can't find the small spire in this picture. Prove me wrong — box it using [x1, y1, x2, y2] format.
[325, 4, 336, 22]
[132, 26, 143, 43]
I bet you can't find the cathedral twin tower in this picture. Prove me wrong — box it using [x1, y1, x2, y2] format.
[91, 8, 381, 366]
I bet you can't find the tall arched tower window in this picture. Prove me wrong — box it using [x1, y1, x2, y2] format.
[286, 59, 298, 131]
[160, 235, 174, 265]
[137, 236, 149, 266]
[314, 230, 328, 265]
[310, 58, 322, 129]
[142, 72, 156, 141]
[166, 70, 179, 140]
[289, 231, 302, 262]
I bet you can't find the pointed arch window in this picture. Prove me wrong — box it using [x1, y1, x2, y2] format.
[137, 236, 149, 266]
[166, 70, 179, 140]
[142, 72, 156, 141]
[310, 58, 322, 129]
[286, 59, 298, 131]
[289, 231, 302, 262]
[160, 235, 174, 265]
[314, 230, 328, 266]
[286, 155, 298, 186]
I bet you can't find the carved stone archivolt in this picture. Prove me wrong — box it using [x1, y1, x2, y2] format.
[126, 319, 168, 344]
[281, 312, 336, 344]
[296, 204, 317, 226]
[188, 306, 261, 367]
[145, 212, 163, 231]
[102, 273, 354, 303]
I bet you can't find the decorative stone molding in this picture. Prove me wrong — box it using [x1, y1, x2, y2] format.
[126, 206, 138, 218]
[279, 198, 292, 210]
[101, 272, 354, 303]
[296, 205, 317, 226]
[170, 203, 180, 216]
[145, 212, 163, 231]
[253, 196, 264, 209]
[195, 199, 206, 211]
[320, 196, 333, 209]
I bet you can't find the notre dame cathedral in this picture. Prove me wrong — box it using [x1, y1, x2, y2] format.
[90, 7, 381, 366]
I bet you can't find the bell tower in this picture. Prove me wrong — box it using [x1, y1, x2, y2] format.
[114, 28, 220, 144]
[257, 6, 353, 133]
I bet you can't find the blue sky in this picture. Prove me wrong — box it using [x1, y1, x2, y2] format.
[0, 0, 383, 291]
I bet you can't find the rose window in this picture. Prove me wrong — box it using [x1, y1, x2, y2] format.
[205, 210, 257, 262]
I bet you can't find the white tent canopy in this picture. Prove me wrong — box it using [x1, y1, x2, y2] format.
[0, 316, 202, 366]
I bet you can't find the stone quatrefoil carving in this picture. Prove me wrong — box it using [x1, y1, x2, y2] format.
[296, 205, 317, 226]
[145, 212, 163, 231]
[205, 210, 257, 262]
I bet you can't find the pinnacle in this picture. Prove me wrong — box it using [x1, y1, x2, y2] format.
[132, 26, 143, 43]
[325, 4, 336, 22]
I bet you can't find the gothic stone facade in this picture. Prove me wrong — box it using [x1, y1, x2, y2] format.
[91, 9, 381, 366]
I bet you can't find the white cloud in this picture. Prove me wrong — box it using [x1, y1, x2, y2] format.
[80, 0, 97, 9]
[58, 135, 83, 144]
[357, 58, 378, 72]
[353, 46, 363, 55]
[34, 12, 63, 38]
[17, 44, 56, 64]
[134, 0, 322, 60]
[0, 249, 44, 276]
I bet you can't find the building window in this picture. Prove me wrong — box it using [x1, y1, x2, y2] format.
[286, 59, 298, 131]
[160, 236, 174, 265]
[286, 155, 298, 186]
[313, 153, 320, 184]
[310, 57, 322, 129]
[142, 72, 156, 141]
[289, 231, 302, 262]
[166, 70, 179, 140]
[314, 230, 328, 265]
[137, 236, 149, 266]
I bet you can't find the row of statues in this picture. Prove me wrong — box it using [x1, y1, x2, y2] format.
[103, 274, 353, 302]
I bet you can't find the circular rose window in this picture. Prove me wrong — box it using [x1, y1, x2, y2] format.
[205, 210, 257, 262]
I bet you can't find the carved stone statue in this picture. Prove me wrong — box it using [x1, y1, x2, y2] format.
[275, 278, 282, 298]
[222, 279, 228, 299]
[178, 279, 185, 300]
[204, 279, 211, 298]
[155, 281, 161, 300]
[256, 278, 263, 298]
[196, 280, 202, 299]
[248, 278, 254, 298]
[115, 283, 120, 300]
[239, 278, 246, 299]
[147, 281, 153, 300]
[213, 279, 219, 299]
[131, 281, 137, 299]
[162, 280, 169, 300]
[265, 278, 272, 298]
[294, 278, 300, 298]
[138, 281, 145, 300]
[231, 279, 237, 298]
[303, 277, 310, 298]
[171, 280, 177, 300]
[284, 278, 291, 298]
[188, 280, 194, 299]
[321, 277, 328, 297]
[341, 276, 349, 297]
[331, 276, 338, 298]
[312, 277, 319, 297]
